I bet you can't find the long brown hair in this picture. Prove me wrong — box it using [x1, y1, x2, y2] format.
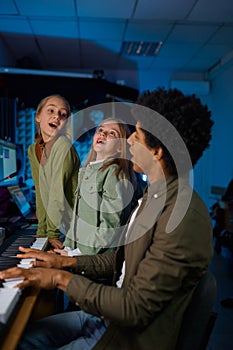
[85, 118, 134, 182]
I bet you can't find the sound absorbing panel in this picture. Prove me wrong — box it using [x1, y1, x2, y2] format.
[0, 97, 17, 142]
[15, 108, 35, 180]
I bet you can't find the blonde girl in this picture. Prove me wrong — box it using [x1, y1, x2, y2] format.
[55, 118, 134, 256]
[28, 94, 80, 249]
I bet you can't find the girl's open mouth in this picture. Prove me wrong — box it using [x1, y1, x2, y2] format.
[49, 123, 58, 129]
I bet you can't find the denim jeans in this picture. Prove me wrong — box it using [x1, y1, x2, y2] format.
[18, 310, 108, 350]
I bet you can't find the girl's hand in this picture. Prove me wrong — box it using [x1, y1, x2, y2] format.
[49, 238, 63, 249]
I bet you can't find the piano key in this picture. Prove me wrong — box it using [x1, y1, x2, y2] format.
[0, 288, 21, 324]
[3, 278, 24, 288]
[0, 257, 21, 270]
[19, 258, 36, 264]
[0, 229, 48, 325]
[17, 264, 33, 269]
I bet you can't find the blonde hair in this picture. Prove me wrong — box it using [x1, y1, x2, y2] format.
[34, 94, 71, 141]
[85, 118, 134, 182]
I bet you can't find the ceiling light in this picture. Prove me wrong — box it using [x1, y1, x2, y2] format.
[121, 41, 163, 57]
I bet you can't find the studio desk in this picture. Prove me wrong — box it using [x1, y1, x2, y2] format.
[0, 226, 56, 350]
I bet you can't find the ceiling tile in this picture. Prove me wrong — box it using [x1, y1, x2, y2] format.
[37, 36, 81, 68]
[80, 40, 119, 68]
[150, 56, 188, 70]
[209, 25, 233, 45]
[159, 42, 200, 59]
[196, 44, 231, 59]
[0, 0, 18, 14]
[1, 32, 43, 68]
[0, 0, 233, 89]
[184, 58, 218, 71]
[94, 40, 122, 53]
[134, 0, 196, 20]
[2, 33, 38, 53]
[188, 0, 233, 22]
[0, 17, 32, 34]
[115, 56, 139, 70]
[30, 19, 79, 38]
[167, 23, 219, 44]
[15, 0, 76, 17]
[130, 56, 154, 70]
[76, 0, 135, 18]
[124, 21, 172, 41]
[80, 19, 126, 40]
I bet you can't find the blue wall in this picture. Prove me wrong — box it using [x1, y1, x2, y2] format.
[210, 66, 233, 188]
[138, 67, 233, 209]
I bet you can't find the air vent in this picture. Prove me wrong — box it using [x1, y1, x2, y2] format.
[121, 41, 163, 56]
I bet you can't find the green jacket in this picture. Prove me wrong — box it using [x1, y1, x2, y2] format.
[28, 135, 80, 239]
[64, 160, 133, 255]
[66, 176, 213, 349]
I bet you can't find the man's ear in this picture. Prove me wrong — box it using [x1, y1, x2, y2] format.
[153, 147, 163, 160]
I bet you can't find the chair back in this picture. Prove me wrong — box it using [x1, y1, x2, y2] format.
[175, 271, 217, 350]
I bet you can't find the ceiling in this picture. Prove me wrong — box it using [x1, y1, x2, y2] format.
[0, 0, 233, 89]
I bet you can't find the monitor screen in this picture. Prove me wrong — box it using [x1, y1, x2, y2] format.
[0, 139, 18, 187]
[8, 185, 31, 216]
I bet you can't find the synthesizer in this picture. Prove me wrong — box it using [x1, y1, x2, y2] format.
[0, 228, 48, 325]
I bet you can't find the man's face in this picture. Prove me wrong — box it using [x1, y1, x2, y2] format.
[127, 122, 155, 175]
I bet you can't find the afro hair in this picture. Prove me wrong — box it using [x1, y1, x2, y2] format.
[132, 87, 214, 175]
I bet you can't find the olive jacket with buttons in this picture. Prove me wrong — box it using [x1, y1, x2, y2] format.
[64, 160, 133, 255]
[28, 135, 80, 239]
[66, 176, 213, 350]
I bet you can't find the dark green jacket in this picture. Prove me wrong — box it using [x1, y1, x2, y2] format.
[66, 176, 213, 349]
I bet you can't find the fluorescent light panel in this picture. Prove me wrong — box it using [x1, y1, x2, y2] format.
[121, 41, 163, 56]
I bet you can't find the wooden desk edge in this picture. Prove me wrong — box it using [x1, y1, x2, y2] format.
[1, 287, 40, 350]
